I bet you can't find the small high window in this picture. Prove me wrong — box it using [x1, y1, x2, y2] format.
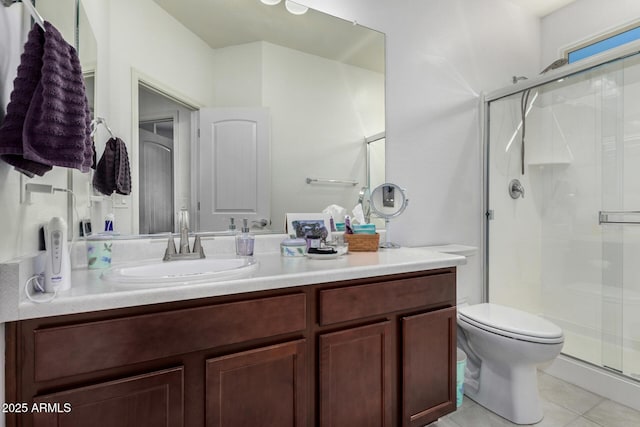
[567, 24, 640, 63]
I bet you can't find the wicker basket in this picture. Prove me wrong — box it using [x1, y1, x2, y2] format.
[344, 233, 380, 252]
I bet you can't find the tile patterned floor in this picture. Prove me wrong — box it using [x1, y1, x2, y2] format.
[433, 371, 640, 427]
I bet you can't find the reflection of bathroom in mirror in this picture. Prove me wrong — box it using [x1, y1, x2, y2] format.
[77, 0, 385, 235]
[138, 85, 195, 234]
[366, 133, 386, 192]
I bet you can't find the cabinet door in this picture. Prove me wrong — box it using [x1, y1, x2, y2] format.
[205, 339, 307, 427]
[33, 367, 184, 427]
[319, 321, 392, 427]
[402, 307, 456, 427]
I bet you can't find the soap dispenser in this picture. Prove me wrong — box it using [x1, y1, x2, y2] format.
[235, 218, 255, 256]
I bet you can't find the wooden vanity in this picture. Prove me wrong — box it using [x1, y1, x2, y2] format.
[5, 267, 456, 427]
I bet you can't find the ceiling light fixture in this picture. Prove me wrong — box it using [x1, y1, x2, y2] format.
[285, 1, 308, 15]
[260, 0, 282, 5]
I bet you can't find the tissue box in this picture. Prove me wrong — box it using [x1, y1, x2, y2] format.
[344, 233, 379, 252]
[352, 224, 376, 234]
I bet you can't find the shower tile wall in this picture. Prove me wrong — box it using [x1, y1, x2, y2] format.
[488, 95, 543, 315]
[488, 53, 640, 377]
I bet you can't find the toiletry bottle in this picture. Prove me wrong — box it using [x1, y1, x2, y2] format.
[235, 218, 255, 256]
[104, 213, 114, 232]
[229, 217, 237, 233]
[344, 215, 354, 234]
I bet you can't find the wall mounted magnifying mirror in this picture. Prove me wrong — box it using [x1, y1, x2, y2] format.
[369, 183, 408, 248]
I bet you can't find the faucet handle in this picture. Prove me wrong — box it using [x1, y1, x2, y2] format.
[163, 234, 177, 261]
[509, 179, 525, 199]
[192, 235, 206, 259]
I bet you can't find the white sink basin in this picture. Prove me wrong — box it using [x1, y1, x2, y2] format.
[101, 256, 258, 286]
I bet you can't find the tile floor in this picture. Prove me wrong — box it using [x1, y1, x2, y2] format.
[433, 371, 640, 427]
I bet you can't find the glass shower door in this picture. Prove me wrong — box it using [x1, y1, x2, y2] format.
[600, 53, 640, 379]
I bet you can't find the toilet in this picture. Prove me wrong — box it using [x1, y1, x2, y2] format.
[457, 303, 564, 425]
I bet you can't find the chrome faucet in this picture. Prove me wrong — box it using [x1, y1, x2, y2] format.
[163, 208, 206, 261]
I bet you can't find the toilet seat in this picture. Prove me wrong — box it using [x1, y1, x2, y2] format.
[458, 303, 564, 344]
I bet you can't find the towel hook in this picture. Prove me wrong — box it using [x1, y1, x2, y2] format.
[91, 117, 116, 139]
[3, 0, 45, 31]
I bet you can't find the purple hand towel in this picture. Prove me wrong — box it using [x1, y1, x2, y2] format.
[0, 21, 93, 177]
[93, 138, 131, 196]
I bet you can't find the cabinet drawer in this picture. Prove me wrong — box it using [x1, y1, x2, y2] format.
[318, 271, 455, 325]
[34, 293, 306, 382]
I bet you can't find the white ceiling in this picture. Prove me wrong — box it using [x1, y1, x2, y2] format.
[153, 0, 385, 73]
[507, 0, 578, 17]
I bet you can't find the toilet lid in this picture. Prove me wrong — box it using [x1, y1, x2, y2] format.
[458, 303, 564, 344]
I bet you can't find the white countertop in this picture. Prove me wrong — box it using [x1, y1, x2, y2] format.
[0, 236, 470, 322]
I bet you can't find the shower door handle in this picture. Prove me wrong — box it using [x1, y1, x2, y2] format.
[599, 210, 640, 224]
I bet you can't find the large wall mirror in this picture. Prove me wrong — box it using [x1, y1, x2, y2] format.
[81, 0, 385, 234]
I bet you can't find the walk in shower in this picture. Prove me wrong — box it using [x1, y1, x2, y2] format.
[484, 45, 640, 399]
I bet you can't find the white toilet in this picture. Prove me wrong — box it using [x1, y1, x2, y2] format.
[457, 303, 564, 425]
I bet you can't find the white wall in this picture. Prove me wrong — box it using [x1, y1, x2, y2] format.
[212, 42, 264, 107]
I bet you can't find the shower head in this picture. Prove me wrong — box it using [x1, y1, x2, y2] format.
[540, 58, 568, 74]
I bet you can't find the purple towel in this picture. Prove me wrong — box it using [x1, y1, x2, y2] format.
[0, 22, 93, 177]
[93, 138, 131, 196]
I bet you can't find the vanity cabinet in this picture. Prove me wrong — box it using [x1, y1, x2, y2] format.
[5, 268, 456, 427]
